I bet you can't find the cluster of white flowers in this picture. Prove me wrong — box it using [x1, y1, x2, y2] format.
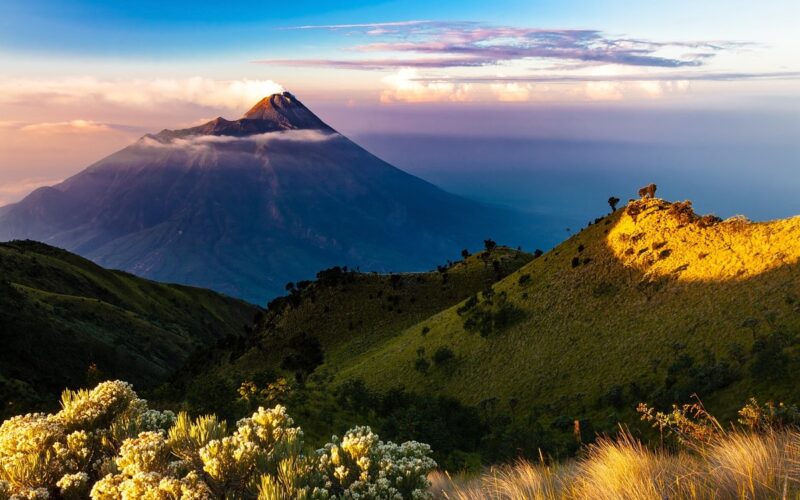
[0, 381, 437, 499]
[58, 381, 138, 429]
[316, 426, 435, 499]
[56, 472, 88, 499]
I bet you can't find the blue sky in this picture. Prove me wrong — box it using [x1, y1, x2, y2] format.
[0, 0, 798, 218]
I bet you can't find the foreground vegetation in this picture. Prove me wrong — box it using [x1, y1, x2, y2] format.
[431, 399, 800, 499]
[0, 381, 436, 499]
[3, 380, 800, 499]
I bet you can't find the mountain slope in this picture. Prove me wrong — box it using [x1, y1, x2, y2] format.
[0, 240, 259, 416]
[0, 92, 551, 303]
[172, 247, 533, 389]
[335, 198, 800, 423]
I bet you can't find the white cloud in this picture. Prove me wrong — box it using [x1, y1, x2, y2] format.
[0, 77, 285, 111]
[139, 129, 337, 151]
[380, 69, 472, 103]
[490, 83, 531, 102]
[20, 119, 114, 134]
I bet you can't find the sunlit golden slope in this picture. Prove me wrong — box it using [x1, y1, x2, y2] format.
[339, 198, 800, 425]
[608, 199, 800, 282]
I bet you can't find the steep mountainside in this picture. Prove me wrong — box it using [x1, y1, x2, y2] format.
[0, 92, 552, 303]
[339, 198, 800, 423]
[0, 240, 259, 416]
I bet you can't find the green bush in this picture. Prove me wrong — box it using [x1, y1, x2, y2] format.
[433, 347, 456, 366]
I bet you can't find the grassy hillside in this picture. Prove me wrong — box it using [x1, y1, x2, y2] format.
[167, 246, 533, 450]
[173, 246, 531, 384]
[339, 198, 800, 427]
[0, 240, 260, 416]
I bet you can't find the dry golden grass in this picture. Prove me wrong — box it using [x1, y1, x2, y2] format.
[430, 429, 800, 499]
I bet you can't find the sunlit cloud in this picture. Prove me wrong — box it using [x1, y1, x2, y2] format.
[140, 129, 337, 151]
[261, 22, 745, 70]
[0, 77, 285, 111]
[379, 69, 472, 103]
[411, 71, 800, 84]
[490, 83, 531, 102]
[20, 120, 114, 135]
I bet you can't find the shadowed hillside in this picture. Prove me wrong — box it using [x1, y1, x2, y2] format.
[0, 240, 260, 416]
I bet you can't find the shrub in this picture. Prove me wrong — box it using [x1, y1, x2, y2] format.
[461, 291, 523, 337]
[433, 347, 455, 366]
[414, 357, 431, 374]
[0, 381, 436, 499]
[750, 333, 791, 380]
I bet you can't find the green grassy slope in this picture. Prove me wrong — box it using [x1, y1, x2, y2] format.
[177, 247, 533, 385]
[339, 199, 800, 425]
[0, 240, 260, 415]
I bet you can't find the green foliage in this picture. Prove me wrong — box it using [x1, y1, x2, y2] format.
[460, 288, 523, 337]
[750, 332, 792, 380]
[432, 347, 455, 366]
[0, 241, 258, 418]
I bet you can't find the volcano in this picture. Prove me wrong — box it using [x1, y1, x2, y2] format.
[0, 92, 549, 303]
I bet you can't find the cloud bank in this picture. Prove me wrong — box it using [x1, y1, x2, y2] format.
[139, 129, 338, 151]
[0, 77, 285, 111]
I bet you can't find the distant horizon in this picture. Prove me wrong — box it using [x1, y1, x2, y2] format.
[1, 0, 798, 221]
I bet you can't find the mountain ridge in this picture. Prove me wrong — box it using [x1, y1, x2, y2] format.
[0, 239, 260, 416]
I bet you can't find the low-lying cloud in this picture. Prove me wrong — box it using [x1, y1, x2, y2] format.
[139, 129, 338, 151]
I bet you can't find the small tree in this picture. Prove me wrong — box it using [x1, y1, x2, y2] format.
[608, 196, 620, 212]
[483, 239, 497, 252]
[461, 249, 470, 259]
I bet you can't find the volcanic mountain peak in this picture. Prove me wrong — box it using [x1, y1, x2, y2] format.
[242, 91, 330, 129]
[153, 91, 333, 140]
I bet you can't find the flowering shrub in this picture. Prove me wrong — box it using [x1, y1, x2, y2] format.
[0, 381, 436, 499]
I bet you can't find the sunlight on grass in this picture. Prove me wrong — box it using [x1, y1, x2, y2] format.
[430, 429, 800, 499]
[607, 199, 800, 282]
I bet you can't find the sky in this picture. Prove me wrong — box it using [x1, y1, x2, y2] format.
[0, 0, 798, 221]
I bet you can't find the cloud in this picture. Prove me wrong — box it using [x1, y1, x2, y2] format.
[282, 20, 432, 30]
[410, 71, 800, 84]
[0, 77, 285, 111]
[379, 69, 472, 103]
[20, 120, 114, 134]
[139, 129, 338, 151]
[259, 22, 744, 70]
[490, 83, 531, 102]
